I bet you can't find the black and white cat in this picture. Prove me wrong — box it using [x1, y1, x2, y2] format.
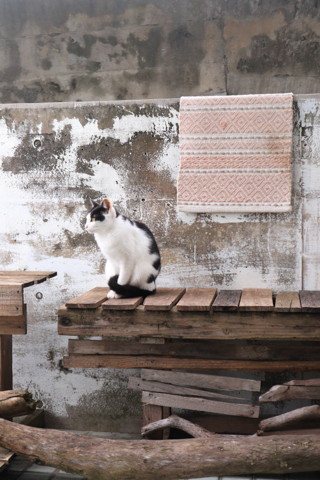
[85, 198, 161, 299]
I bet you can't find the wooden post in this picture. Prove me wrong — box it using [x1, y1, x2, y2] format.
[140, 337, 171, 439]
[0, 336, 12, 391]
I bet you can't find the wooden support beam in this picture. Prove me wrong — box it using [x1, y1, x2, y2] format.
[68, 339, 320, 361]
[63, 354, 320, 371]
[58, 306, 320, 341]
[0, 336, 12, 391]
[142, 404, 163, 440]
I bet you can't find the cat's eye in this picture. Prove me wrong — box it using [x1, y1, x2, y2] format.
[90, 218, 96, 222]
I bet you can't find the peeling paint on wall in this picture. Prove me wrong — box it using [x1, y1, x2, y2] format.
[0, 96, 314, 431]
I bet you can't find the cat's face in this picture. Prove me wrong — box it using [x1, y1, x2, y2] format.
[85, 198, 114, 233]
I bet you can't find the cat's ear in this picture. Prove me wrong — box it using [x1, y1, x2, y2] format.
[90, 198, 99, 208]
[101, 198, 112, 212]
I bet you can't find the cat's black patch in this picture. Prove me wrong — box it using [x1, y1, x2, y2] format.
[120, 214, 134, 226]
[89, 204, 106, 222]
[153, 258, 161, 271]
[147, 274, 155, 284]
[108, 275, 155, 298]
[135, 221, 161, 257]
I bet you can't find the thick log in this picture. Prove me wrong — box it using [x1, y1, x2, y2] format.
[141, 414, 214, 438]
[0, 390, 36, 418]
[2, 419, 320, 478]
[259, 405, 320, 432]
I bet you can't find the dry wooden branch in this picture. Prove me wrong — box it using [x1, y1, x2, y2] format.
[260, 385, 320, 403]
[0, 390, 36, 418]
[141, 414, 214, 438]
[259, 405, 320, 432]
[2, 419, 320, 478]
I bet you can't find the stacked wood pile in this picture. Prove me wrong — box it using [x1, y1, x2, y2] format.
[129, 369, 261, 439]
[129, 369, 260, 418]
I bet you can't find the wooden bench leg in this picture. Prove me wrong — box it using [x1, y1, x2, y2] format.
[0, 336, 12, 391]
[142, 405, 171, 440]
[140, 338, 171, 439]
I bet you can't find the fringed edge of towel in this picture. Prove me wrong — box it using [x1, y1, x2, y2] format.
[177, 204, 292, 213]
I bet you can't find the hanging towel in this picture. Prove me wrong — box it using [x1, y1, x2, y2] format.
[177, 93, 293, 213]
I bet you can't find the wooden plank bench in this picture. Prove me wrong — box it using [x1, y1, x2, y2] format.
[59, 286, 320, 438]
[58, 287, 320, 372]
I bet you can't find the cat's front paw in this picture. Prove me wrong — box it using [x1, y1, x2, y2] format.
[107, 290, 121, 299]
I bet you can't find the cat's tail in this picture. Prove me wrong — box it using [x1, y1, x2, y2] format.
[108, 275, 156, 299]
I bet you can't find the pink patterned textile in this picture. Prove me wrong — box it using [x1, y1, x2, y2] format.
[177, 93, 293, 213]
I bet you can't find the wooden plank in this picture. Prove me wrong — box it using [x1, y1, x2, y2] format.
[102, 296, 143, 310]
[211, 290, 242, 311]
[300, 290, 320, 312]
[176, 288, 217, 311]
[275, 292, 301, 312]
[0, 271, 56, 278]
[0, 336, 12, 391]
[0, 306, 26, 335]
[143, 288, 186, 311]
[142, 404, 163, 440]
[142, 392, 259, 418]
[140, 336, 167, 440]
[63, 355, 320, 371]
[0, 271, 56, 287]
[67, 339, 320, 361]
[58, 305, 320, 341]
[0, 305, 23, 316]
[0, 284, 23, 304]
[0, 276, 47, 287]
[141, 369, 260, 392]
[239, 288, 273, 311]
[66, 287, 110, 309]
[128, 377, 247, 402]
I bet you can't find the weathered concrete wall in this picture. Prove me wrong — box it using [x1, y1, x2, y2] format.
[0, 95, 317, 431]
[1, 0, 320, 103]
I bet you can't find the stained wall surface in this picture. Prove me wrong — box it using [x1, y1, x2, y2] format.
[1, 0, 320, 103]
[0, 96, 317, 430]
